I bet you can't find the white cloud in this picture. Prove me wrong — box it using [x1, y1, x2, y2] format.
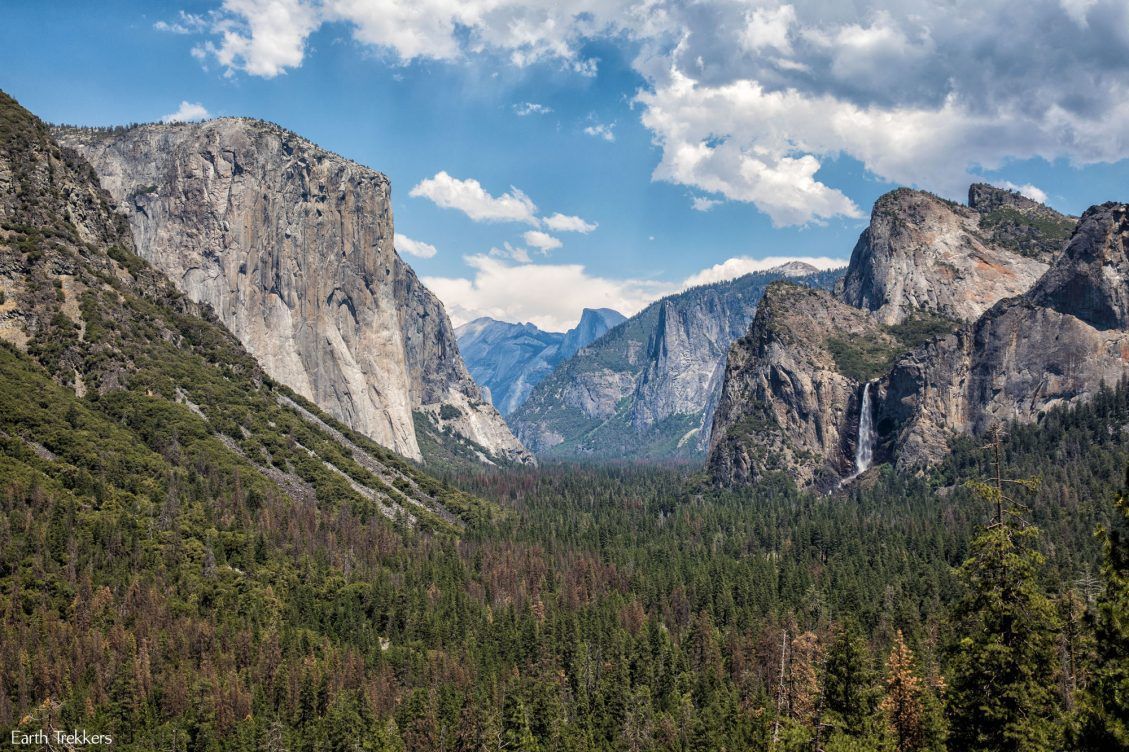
[681, 256, 848, 288]
[490, 242, 531, 263]
[161, 101, 211, 123]
[395, 234, 438, 259]
[995, 181, 1049, 205]
[409, 171, 539, 225]
[543, 212, 597, 233]
[523, 230, 563, 252]
[584, 122, 616, 142]
[154, 12, 210, 34]
[514, 102, 553, 116]
[423, 254, 673, 331]
[186, 0, 1129, 226]
[691, 196, 722, 212]
[195, 0, 320, 78]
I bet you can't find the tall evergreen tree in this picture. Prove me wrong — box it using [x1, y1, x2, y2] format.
[947, 446, 1063, 752]
[1073, 471, 1129, 749]
[881, 631, 944, 752]
[822, 623, 878, 736]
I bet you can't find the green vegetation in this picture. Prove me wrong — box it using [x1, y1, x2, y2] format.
[2, 88, 1126, 752]
[979, 206, 1077, 258]
[828, 311, 960, 382]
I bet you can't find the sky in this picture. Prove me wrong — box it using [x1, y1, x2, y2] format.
[2, 0, 1128, 331]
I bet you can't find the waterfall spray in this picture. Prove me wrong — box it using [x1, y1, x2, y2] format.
[854, 382, 875, 474]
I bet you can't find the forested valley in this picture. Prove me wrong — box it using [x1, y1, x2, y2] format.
[3, 348, 1128, 750]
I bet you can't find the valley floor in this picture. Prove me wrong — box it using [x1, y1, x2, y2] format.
[3, 370, 1127, 750]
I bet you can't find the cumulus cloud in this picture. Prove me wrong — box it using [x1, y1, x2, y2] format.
[194, 0, 634, 75]
[395, 234, 438, 259]
[186, 0, 1129, 225]
[543, 213, 597, 233]
[514, 102, 552, 116]
[680, 256, 847, 288]
[195, 0, 319, 78]
[410, 171, 539, 225]
[995, 181, 1049, 205]
[161, 101, 211, 123]
[490, 242, 531, 263]
[423, 254, 673, 331]
[583, 122, 616, 142]
[523, 230, 562, 252]
[691, 196, 722, 212]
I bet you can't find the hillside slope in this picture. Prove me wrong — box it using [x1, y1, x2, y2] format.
[54, 119, 530, 466]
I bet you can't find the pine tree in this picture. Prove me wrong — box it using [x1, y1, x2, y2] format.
[822, 623, 877, 736]
[947, 436, 1063, 751]
[501, 688, 538, 752]
[1072, 471, 1129, 749]
[880, 631, 945, 752]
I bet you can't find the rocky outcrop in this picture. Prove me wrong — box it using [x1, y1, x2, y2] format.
[969, 183, 1077, 263]
[710, 185, 1089, 488]
[0, 89, 490, 527]
[55, 118, 530, 465]
[707, 284, 893, 488]
[883, 202, 1129, 469]
[838, 188, 1066, 325]
[512, 267, 844, 460]
[455, 307, 625, 416]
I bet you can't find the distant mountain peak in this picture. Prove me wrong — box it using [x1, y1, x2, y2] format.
[767, 261, 822, 276]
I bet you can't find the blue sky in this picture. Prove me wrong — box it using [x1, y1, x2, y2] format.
[3, 0, 1128, 331]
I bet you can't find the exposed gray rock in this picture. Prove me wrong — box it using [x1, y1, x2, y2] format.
[512, 267, 844, 459]
[455, 307, 625, 416]
[710, 185, 1092, 488]
[838, 188, 1055, 325]
[707, 283, 893, 489]
[883, 202, 1129, 470]
[55, 118, 531, 465]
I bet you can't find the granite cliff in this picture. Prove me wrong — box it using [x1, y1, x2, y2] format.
[55, 119, 530, 465]
[511, 267, 843, 460]
[455, 307, 625, 416]
[838, 186, 1071, 325]
[710, 185, 1089, 488]
[882, 202, 1129, 470]
[0, 90, 490, 529]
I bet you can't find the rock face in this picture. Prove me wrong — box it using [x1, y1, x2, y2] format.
[511, 267, 844, 460]
[55, 119, 531, 465]
[710, 185, 1087, 487]
[455, 307, 625, 416]
[969, 183, 1077, 263]
[882, 202, 1129, 470]
[0, 89, 488, 529]
[707, 284, 893, 488]
[838, 187, 1069, 325]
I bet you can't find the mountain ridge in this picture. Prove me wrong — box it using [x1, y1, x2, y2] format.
[53, 117, 531, 466]
[511, 266, 844, 460]
[455, 307, 626, 416]
[707, 183, 1115, 489]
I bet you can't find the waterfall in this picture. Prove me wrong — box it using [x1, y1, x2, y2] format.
[854, 382, 875, 474]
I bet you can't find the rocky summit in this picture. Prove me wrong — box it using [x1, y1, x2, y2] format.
[455, 307, 625, 417]
[838, 186, 1073, 325]
[55, 119, 531, 466]
[511, 267, 843, 460]
[709, 185, 1095, 489]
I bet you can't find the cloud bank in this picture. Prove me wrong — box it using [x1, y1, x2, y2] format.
[176, 0, 1129, 226]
